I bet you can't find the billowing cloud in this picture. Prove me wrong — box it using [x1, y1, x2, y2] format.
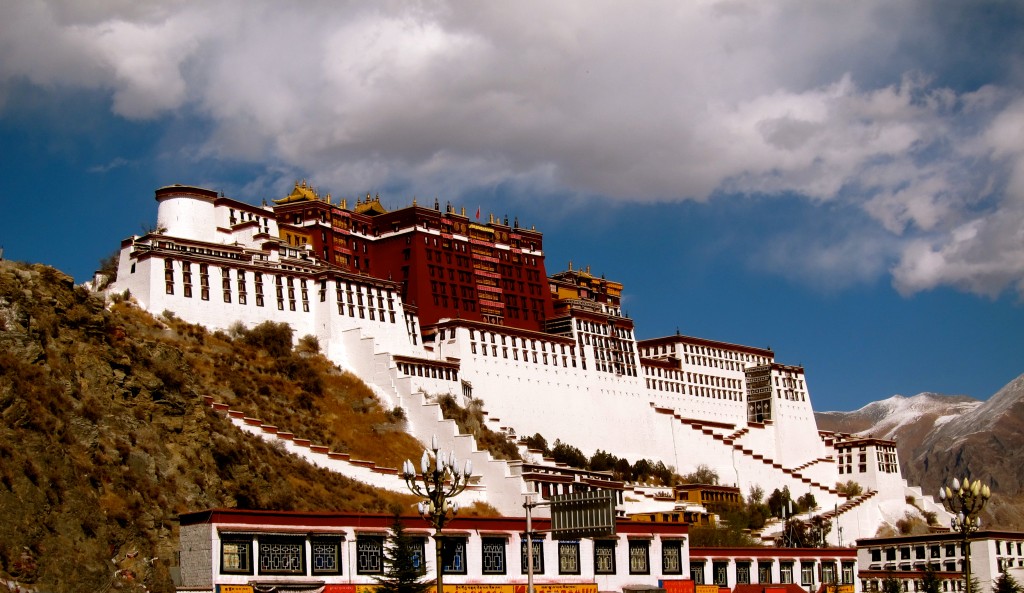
[2, 0, 1023, 298]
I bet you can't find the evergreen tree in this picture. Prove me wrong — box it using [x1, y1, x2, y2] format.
[882, 572, 903, 593]
[376, 515, 432, 593]
[994, 572, 1023, 593]
[920, 564, 942, 593]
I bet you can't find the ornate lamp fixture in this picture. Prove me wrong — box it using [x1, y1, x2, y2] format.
[939, 477, 992, 593]
[401, 435, 472, 593]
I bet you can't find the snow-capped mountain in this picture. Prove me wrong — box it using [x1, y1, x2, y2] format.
[816, 373, 1024, 529]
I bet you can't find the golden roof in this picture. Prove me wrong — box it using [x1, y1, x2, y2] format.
[354, 193, 388, 216]
[273, 180, 322, 205]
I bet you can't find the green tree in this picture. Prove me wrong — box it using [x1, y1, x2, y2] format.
[920, 564, 942, 593]
[241, 320, 294, 357]
[681, 464, 720, 485]
[376, 515, 432, 593]
[797, 492, 817, 513]
[523, 433, 549, 454]
[993, 574, 1020, 593]
[589, 449, 618, 472]
[835, 480, 863, 498]
[882, 572, 903, 593]
[777, 516, 831, 548]
[613, 458, 633, 481]
[550, 439, 588, 468]
[768, 487, 794, 518]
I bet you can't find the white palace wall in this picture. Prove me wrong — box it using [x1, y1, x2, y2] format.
[105, 186, 945, 543]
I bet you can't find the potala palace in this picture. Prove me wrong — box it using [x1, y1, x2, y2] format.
[103, 182, 948, 547]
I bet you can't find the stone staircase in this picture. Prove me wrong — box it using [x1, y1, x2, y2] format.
[653, 405, 839, 496]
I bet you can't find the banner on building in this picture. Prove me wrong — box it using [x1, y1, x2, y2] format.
[661, 580, 696, 593]
[323, 584, 598, 593]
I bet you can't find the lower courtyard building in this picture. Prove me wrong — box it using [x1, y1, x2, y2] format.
[857, 531, 1024, 593]
[176, 509, 856, 593]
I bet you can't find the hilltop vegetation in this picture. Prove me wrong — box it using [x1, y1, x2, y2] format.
[0, 260, 427, 592]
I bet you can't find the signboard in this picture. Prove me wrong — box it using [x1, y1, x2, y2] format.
[323, 584, 598, 593]
[549, 490, 616, 539]
[661, 580, 696, 593]
[216, 586, 254, 593]
[513, 585, 598, 593]
[695, 585, 721, 593]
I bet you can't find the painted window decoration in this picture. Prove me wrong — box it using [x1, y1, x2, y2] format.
[357, 536, 384, 574]
[629, 540, 650, 575]
[662, 540, 683, 575]
[595, 540, 616, 575]
[221, 538, 252, 575]
[559, 541, 581, 575]
[481, 538, 506, 575]
[443, 538, 468, 575]
[311, 539, 342, 576]
[521, 538, 545, 575]
[259, 537, 305, 575]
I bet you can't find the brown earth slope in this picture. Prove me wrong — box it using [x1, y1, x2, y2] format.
[0, 260, 428, 592]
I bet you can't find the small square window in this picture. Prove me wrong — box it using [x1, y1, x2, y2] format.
[662, 540, 683, 575]
[311, 539, 342, 575]
[357, 536, 384, 574]
[522, 538, 544, 574]
[594, 540, 616, 575]
[481, 538, 506, 575]
[221, 538, 252, 575]
[558, 541, 580, 575]
[442, 537, 467, 575]
[629, 540, 650, 575]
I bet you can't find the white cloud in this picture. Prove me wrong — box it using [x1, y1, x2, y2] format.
[2, 0, 1023, 297]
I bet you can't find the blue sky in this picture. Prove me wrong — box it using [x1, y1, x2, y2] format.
[1, 1, 1022, 411]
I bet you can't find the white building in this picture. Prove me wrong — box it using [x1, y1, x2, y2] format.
[105, 184, 946, 542]
[177, 508, 857, 593]
[856, 531, 1024, 593]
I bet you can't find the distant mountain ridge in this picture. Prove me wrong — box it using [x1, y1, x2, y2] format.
[815, 373, 1024, 529]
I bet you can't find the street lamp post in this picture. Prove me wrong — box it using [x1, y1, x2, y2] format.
[401, 435, 473, 593]
[939, 477, 992, 593]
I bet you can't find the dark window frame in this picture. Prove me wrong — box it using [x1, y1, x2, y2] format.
[258, 535, 306, 575]
[220, 537, 253, 575]
[594, 540, 616, 575]
[481, 537, 507, 575]
[310, 537, 343, 576]
[521, 537, 545, 575]
[356, 535, 385, 575]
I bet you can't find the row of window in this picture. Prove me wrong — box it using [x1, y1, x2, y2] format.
[163, 258, 401, 325]
[864, 577, 966, 592]
[220, 535, 679, 578]
[396, 362, 459, 382]
[690, 560, 854, 586]
[645, 379, 744, 401]
[870, 544, 961, 562]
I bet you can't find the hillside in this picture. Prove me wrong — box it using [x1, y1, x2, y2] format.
[816, 375, 1024, 529]
[0, 260, 428, 592]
